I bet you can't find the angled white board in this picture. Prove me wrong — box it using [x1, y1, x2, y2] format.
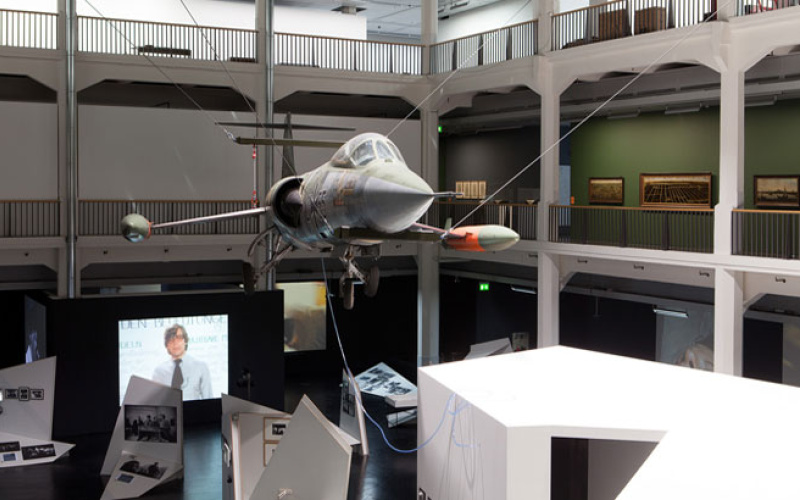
[101, 375, 183, 489]
[0, 358, 73, 468]
[250, 395, 352, 500]
[221, 394, 290, 500]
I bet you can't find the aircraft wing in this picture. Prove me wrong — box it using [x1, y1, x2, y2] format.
[333, 224, 464, 243]
[234, 137, 345, 148]
[121, 206, 270, 242]
[334, 226, 446, 243]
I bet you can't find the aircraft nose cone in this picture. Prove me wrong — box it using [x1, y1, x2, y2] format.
[362, 174, 434, 233]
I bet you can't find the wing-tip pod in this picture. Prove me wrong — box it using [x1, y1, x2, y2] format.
[121, 213, 152, 243]
[444, 225, 520, 252]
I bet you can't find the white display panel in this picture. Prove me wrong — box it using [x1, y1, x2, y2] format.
[118, 315, 229, 404]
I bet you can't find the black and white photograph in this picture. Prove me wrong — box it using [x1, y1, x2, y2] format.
[120, 457, 167, 480]
[0, 441, 21, 453]
[3, 453, 17, 462]
[354, 362, 417, 397]
[124, 405, 178, 443]
[18, 387, 29, 401]
[271, 423, 286, 436]
[30, 388, 44, 400]
[116, 473, 135, 484]
[5, 388, 18, 400]
[21, 444, 56, 460]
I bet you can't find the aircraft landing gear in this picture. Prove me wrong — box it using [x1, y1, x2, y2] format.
[364, 265, 379, 298]
[338, 245, 380, 310]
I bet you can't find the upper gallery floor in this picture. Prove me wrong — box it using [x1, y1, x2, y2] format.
[2, 0, 800, 298]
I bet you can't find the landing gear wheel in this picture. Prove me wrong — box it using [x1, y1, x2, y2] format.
[364, 265, 380, 298]
[340, 276, 355, 310]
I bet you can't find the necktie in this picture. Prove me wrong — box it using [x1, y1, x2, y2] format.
[172, 359, 183, 389]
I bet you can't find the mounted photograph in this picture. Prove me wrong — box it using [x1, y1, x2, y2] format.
[754, 175, 800, 208]
[640, 173, 712, 207]
[588, 177, 624, 205]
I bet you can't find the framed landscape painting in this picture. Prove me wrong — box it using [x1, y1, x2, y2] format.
[640, 173, 712, 208]
[588, 177, 624, 205]
[754, 175, 800, 208]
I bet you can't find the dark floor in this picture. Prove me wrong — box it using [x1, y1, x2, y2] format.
[0, 374, 417, 500]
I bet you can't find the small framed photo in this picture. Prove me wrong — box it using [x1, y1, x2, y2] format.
[754, 175, 800, 208]
[588, 177, 624, 205]
[30, 389, 44, 400]
[18, 387, 29, 402]
[5, 389, 18, 400]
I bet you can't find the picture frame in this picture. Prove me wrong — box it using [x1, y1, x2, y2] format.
[639, 173, 712, 207]
[754, 175, 800, 208]
[588, 177, 624, 205]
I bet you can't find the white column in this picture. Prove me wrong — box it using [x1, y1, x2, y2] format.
[714, 68, 745, 256]
[421, 0, 438, 72]
[537, 251, 560, 347]
[418, 106, 440, 366]
[714, 269, 743, 375]
[537, 0, 555, 54]
[538, 60, 561, 244]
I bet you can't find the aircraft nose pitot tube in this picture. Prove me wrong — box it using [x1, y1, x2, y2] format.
[120, 213, 152, 242]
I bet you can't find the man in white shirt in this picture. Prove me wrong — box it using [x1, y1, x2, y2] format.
[152, 324, 213, 400]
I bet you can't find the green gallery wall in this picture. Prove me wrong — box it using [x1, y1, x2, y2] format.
[570, 99, 800, 208]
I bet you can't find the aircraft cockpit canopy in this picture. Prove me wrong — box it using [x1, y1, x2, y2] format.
[331, 133, 405, 169]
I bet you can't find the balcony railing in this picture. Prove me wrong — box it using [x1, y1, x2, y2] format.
[733, 209, 800, 259]
[430, 20, 538, 74]
[737, 0, 800, 15]
[274, 32, 422, 75]
[553, 0, 715, 50]
[0, 200, 60, 237]
[425, 201, 537, 240]
[79, 200, 260, 236]
[0, 9, 57, 50]
[78, 16, 257, 62]
[550, 205, 714, 252]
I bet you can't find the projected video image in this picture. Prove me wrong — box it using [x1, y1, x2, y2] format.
[24, 296, 46, 363]
[118, 315, 228, 404]
[277, 282, 327, 352]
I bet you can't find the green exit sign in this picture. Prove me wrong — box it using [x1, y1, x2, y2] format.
[479, 283, 490, 292]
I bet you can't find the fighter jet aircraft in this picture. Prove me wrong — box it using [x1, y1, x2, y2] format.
[121, 132, 519, 309]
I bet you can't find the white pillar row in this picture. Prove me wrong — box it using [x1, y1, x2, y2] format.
[417, 106, 440, 366]
[714, 268, 744, 376]
[537, 251, 560, 347]
[714, 67, 745, 257]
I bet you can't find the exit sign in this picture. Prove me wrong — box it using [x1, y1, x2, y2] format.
[479, 283, 490, 292]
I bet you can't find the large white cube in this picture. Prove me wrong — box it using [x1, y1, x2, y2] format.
[417, 346, 800, 500]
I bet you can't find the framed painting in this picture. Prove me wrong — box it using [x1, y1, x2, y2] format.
[754, 175, 800, 208]
[588, 177, 624, 205]
[639, 173, 712, 207]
